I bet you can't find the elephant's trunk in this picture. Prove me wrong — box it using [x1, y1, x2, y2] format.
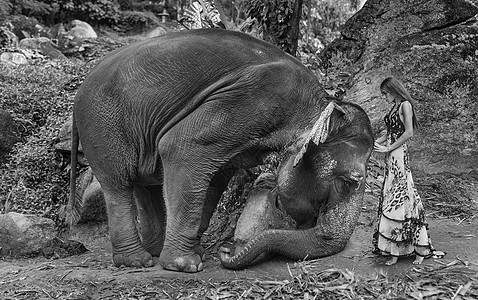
[220, 226, 347, 269]
[219, 189, 364, 270]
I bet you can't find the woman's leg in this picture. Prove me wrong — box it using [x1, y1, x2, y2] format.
[413, 255, 424, 265]
[385, 256, 398, 265]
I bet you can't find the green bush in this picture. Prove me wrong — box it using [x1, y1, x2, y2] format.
[0, 37, 130, 226]
[10, 0, 52, 19]
[61, 0, 121, 26]
[8, 14, 41, 34]
[118, 10, 160, 32]
[0, 59, 90, 224]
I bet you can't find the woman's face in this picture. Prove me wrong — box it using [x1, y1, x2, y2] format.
[381, 90, 395, 104]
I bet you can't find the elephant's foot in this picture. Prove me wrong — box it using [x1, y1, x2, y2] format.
[113, 250, 154, 268]
[142, 239, 164, 257]
[159, 246, 204, 273]
[193, 244, 206, 262]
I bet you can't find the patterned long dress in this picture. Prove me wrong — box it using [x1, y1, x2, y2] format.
[373, 102, 433, 258]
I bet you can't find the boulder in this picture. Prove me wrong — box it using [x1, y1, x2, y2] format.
[0, 109, 17, 163]
[19, 37, 66, 59]
[0, 52, 28, 65]
[54, 116, 87, 165]
[321, 0, 478, 175]
[67, 20, 97, 42]
[75, 168, 107, 223]
[0, 212, 56, 257]
[48, 23, 68, 40]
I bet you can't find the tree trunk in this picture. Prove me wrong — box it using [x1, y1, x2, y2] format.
[260, 0, 304, 57]
[289, 0, 304, 57]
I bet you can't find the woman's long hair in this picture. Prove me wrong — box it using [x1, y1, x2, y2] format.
[380, 77, 419, 129]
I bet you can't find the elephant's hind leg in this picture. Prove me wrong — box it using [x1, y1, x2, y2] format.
[100, 184, 153, 268]
[134, 184, 166, 256]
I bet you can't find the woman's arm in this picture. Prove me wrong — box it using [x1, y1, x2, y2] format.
[375, 102, 414, 153]
[375, 133, 387, 144]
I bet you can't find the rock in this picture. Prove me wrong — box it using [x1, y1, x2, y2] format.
[0, 52, 28, 65]
[67, 20, 97, 42]
[19, 37, 66, 59]
[48, 23, 68, 40]
[34, 24, 49, 38]
[321, 0, 478, 175]
[61, 167, 106, 225]
[76, 168, 107, 223]
[0, 109, 17, 163]
[54, 116, 87, 165]
[19, 36, 49, 49]
[0, 212, 56, 257]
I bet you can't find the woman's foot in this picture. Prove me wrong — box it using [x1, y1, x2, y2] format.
[385, 257, 398, 265]
[413, 256, 424, 265]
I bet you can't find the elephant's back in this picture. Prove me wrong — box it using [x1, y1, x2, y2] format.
[78, 29, 303, 100]
[116, 28, 294, 70]
[74, 29, 314, 129]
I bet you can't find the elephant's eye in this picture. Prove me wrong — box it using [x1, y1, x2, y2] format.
[336, 176, 359, 194]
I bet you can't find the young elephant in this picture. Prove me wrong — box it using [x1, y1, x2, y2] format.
[68, 28, 373, 272]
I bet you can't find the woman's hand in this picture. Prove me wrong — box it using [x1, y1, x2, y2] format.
[374, 142, 389, 153]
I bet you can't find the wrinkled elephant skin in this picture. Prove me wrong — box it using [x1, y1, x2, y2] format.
[69, 29, 374, 272]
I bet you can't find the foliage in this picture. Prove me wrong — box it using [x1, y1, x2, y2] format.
[0, 59, 82, 224]
[303, 0, 361, 45]
[178, 0, 224, 30]
[298, 0, 361, 65]
[8, 14, 41, 35]
[60, 0, 121, 26]
[118, 10, 160, 32]
[243, 0, 298, 54]
[0, 37, 131, 225]
[10, 0, 52, 17]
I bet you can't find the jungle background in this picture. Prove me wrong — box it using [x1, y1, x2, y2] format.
[0, 0, 478, 299]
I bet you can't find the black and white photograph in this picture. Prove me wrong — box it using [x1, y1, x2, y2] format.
[1, 0, 477, 298]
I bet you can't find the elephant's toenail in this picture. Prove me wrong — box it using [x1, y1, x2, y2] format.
[185, 265, 197, 273]
[145, 260, 154, 267]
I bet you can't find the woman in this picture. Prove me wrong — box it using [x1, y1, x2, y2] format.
[373, 76, 434, 265]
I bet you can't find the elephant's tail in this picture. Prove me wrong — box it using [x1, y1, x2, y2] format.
[66, 113, 82, 225]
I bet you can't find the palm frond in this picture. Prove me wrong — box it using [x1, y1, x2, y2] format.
[179, 0, 223, 30]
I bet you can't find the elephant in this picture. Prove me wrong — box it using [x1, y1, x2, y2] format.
[68, 28, 374, 272]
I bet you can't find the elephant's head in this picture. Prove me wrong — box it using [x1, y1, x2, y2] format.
[220, 101, 374, 269]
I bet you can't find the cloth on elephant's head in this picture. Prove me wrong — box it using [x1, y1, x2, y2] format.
[293, 101, 344, 167]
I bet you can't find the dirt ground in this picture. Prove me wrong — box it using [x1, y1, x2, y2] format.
[1, 194, 477, 299]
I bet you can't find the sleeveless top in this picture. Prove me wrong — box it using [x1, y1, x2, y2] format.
[384, 102, 406, 144]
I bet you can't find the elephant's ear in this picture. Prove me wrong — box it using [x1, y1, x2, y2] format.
[293, 101, 345, 167]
